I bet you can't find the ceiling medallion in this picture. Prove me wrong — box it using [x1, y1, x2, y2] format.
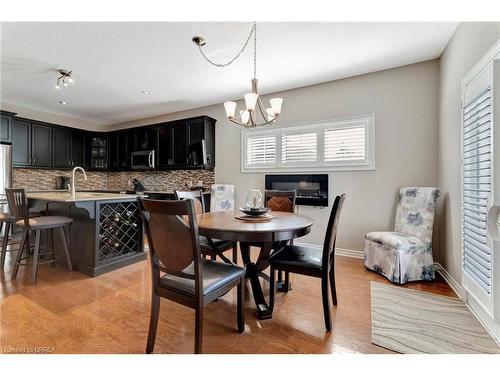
[192, 22, 283, 128]
[55, 69, 74, 90]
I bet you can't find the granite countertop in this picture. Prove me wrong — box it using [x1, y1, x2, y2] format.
[27, 191, 141, 203]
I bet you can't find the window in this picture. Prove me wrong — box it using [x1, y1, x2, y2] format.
[245, 134, 276, 167]
[281, 132, 317, 164]
[241, 114, 375, 172]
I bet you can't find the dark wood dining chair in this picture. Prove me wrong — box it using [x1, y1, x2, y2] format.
[175, 190, 238, 264]
[269, 194, 346, 331]
[139, 198, 245, 354]
[6, 188, 73, 283]
[265, 190, 297, 292]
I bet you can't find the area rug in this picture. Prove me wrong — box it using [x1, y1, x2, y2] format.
[370, 281, 500, 354]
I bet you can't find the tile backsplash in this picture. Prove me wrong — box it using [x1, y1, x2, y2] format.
[13, 168, 215, 192]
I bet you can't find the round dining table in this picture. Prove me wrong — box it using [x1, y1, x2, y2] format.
[197, 210, 314, 319]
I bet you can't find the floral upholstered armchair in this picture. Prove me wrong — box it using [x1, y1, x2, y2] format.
[364, 187, 440, 284]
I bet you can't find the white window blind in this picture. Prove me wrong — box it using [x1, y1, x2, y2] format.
[324, 125, 366, 162]
[281, 132, 317, 164]
[462, 87, 492, 295]
[245, 135, 276, 167]
[241, 114, 375, 172]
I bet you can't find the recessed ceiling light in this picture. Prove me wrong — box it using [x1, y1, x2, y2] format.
[59, 100, 67, 105]
[142, 91, 151, 96]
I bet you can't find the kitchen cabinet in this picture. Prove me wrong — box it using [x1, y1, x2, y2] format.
[171, 122, 188, 166]
[31, 123, 52, 167]
[0, 112, 14, 143]
[129, 127, 155, 151]
[12, 119, 31, 166]
[117, 132, 129, 169]
[71, 130, 85, 167]
[53, 127, 72, 168]
[187, 117, 215, 169]
[155, 124, 173, 168]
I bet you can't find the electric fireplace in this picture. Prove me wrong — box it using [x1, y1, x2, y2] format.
[265, 174, 328, 207]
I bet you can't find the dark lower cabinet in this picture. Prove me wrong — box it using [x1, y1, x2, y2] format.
[31, 124, 52, 167]
[12, 119, 31, 166]
[53, 127, 72, 168]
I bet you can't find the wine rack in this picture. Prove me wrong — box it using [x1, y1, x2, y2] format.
[97, 201, 141, 263]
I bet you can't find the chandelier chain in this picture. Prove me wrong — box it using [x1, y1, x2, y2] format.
[253, 21, 257, 79]
[197, 23, 256, 68]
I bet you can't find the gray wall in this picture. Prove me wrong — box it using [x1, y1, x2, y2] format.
[438, 23, 500, 282]
[113, 60, 439, 252]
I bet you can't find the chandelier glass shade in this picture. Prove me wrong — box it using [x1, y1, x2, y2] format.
[193, 22, 283, 128]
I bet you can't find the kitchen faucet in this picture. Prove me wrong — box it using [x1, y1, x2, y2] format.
[70, 166, 88, 199]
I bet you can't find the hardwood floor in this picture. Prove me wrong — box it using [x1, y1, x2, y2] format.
[0, 243, 455, 354]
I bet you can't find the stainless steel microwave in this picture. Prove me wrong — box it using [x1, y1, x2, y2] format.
[131, 150, 155, 170]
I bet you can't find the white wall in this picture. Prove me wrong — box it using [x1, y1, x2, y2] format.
[438, 23, 500, 283]
[113, 60, 439, 252]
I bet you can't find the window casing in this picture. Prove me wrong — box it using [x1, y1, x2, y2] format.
[241, 114, 375, 172]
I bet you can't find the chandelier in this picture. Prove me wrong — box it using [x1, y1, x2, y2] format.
[192, 22, 283, 128]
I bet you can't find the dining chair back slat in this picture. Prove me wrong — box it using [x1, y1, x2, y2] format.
[175, 190, 205, 215]
[322, 194, 346, 269]
[5, 188, 30, 226]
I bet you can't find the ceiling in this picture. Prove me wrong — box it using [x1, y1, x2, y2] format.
[0, 22, 457, 126]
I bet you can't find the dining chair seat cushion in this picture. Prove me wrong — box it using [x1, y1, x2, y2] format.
[16, 216, 73, 229]
[269, 244, 322, 271]
[160, 259, 245, 296]
[0, 212, 14, 222]
[199, 236, 235, 251]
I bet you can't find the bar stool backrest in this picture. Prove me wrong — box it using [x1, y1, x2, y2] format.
[5, 188, 30, 227]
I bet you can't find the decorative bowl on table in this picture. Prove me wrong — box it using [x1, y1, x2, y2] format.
[239, 206, 271, 217]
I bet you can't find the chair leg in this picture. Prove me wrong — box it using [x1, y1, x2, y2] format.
[210, 254, 216, 261]
[329, 268, 338, 306]
[11, 229, 28, 280]
[284, 271, 291, 292]
[146, 292, 160, 354]
[1, 221, 11, 268]
[59, 226, 73, 271]
[269, 267, 276, 313]
[32, 230, 41, 284]
[195, 306, 203, 354]
[237, 278, 245, 333]
[232, 243, 238, 264]
[50, 228, 56, 267]
[321, 276, 332, 331]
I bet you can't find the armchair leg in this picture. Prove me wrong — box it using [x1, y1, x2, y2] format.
[195, 306, 203, 354]
[321, 276, 332, 331]
[237, 278, 245, 333]
[146, 293, 160, 354]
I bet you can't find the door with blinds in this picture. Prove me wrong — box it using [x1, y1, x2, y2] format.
[462, 59, 500, 318]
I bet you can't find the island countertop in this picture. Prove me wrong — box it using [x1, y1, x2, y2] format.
[27, 191, 142, 203]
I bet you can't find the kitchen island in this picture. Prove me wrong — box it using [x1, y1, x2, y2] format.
[27, 191, 145, 277]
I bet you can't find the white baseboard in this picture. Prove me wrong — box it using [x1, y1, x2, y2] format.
[294, 242, 365, 259]
[433, 262, 466, 300]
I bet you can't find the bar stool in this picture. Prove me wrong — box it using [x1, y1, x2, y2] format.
[5, 188, 74, 283]
[0, 212, 15, 268]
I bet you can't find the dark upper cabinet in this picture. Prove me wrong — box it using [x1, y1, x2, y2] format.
[1, 113, 13, 143]
[155, 124, 172, 168]
[187, 117, 215, 168]
[129, 127, 155, 151]
[12, 119, 31, 166]
[71, 130, 85, 167]
[171, 122, 188, 166]
[31, 123, 52, 167]
[117, 132, 129, 169]
[53, 127, 72, 168]
[87, 134, 108, 170]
